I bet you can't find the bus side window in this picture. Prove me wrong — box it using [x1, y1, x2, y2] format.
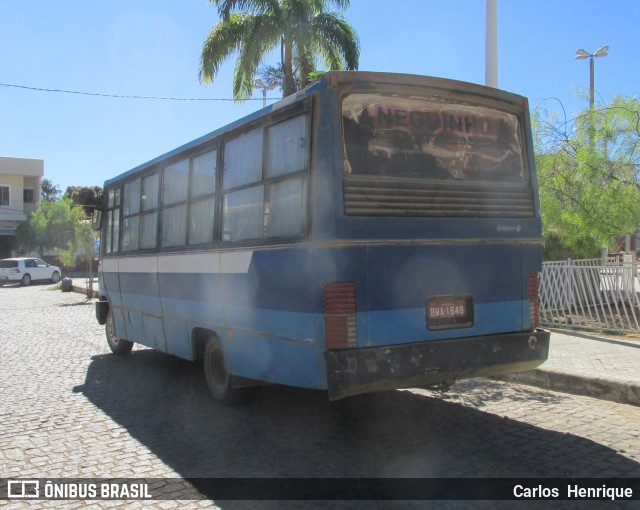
[120, 175, 159, 252]
[221, 114, 309, 242]
[222, 129, 265, 242]
[266, 115, 307, 178]
[264, 115, 308, 237]
[105, 188, 121, 254]
[188, 150, 217, 245]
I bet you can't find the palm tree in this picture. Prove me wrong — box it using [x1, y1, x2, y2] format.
[200, 0, 360, 101]
[40, 178, 61, 203]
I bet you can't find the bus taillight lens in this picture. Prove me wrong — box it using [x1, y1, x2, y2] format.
[323, 282, 357, 349]
[529, 273, 540, 329]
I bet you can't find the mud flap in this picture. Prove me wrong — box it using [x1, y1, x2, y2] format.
[95, 300, 109, 325]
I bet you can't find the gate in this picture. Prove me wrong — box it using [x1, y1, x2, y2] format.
[539, 255, 640, 332]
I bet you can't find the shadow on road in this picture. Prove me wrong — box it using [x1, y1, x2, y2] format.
[58, 300, 94, 307]
[73, 349, 639, 505]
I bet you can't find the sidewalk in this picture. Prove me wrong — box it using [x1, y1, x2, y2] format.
[67, 279, 640, 406]
[499, 330, 640, 406]
[66, 275, 99, 299]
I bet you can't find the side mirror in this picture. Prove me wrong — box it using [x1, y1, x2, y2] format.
[92, 210, 103, 231]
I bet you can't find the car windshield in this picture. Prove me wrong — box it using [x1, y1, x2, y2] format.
[0, 260, 19, 268]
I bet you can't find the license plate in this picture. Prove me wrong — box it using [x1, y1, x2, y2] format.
[428, 299, 467, 320]
[426, 296, 473, 330]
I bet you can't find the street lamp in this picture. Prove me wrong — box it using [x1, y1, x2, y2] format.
[575, 45, 609, 109]
[253, 79, 278, 108]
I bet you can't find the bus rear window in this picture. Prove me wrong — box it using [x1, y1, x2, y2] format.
[341, 94, 533, 218]
[342, 94, 525, 182]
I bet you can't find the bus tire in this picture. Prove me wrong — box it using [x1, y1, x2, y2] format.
[105, 308, 133, 355]
[204, 336, 247, 405]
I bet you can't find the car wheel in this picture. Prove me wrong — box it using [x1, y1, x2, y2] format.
[204, 336, 248, 405]
[105, 308, 133, 355]
[51, 271, 61, 284]
[21, 274, 31, 286]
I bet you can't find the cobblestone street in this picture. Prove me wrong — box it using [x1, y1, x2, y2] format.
[1, 285, 639, 509]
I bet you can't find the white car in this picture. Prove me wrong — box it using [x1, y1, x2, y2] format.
[0, 257, 62, 286]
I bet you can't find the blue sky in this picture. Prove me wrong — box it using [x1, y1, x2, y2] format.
[1, 0, 637, 193]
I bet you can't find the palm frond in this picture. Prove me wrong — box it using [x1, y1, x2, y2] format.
[232, 14, 282, 100]
[311, 11, 359, 70]
[200, 14, 251, 84]
[201, 0, 359, 99]
[212, 0, 282, 20]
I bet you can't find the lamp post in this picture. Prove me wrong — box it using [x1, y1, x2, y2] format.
[575, 45, 609, 109]
[253, 79, 278, 108]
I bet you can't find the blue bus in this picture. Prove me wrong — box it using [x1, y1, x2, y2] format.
[95, 71, 549, 403]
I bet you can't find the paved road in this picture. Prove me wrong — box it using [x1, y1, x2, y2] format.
[1, 284, 639, 509]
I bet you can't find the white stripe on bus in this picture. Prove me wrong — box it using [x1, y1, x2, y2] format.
[101, 251, 253, 274]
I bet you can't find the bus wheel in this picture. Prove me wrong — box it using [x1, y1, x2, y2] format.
[105, 308, 133, 355]
[204, 336, 247, 405]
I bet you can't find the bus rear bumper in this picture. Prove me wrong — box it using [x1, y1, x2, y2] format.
[324, 329, 550, 401]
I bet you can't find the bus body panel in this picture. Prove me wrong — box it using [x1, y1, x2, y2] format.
[99, 238, 543, 392]
[99, 243, 547, 396]
[225, 329, 322, 389]
[309, 241, 540, 345]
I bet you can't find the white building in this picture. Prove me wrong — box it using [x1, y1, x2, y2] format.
[0, 157, 44, 258]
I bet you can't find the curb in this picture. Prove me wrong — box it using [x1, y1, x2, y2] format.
[72, 285, 99, 298]
[497, 369, 640, 407]
[62, 279, 98, 299]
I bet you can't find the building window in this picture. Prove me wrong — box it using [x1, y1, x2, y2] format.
[23, 189, 35, 203]
[0, 186, 9, 206]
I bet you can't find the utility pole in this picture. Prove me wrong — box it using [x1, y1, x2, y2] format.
[485, 0, 498, 88]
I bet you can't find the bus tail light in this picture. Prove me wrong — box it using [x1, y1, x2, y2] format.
[528, 273, 540, 329]
[323, 282, 357, 349]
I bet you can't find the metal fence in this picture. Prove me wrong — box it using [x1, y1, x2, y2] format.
[539, 255, 640, 332]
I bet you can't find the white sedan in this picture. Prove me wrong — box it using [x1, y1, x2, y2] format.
[0, 257, 62, 286]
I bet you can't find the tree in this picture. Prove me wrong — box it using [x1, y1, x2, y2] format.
[15, 198, 96, 269]
[200, 0, 360, 101]
[64, 186, 103, 216]
[40, 178, 61, 202]
[534, 96, 640, 259]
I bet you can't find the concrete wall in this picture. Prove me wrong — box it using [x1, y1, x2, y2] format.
[0, 156, 44, 177]
[0, 157, 44, 219]
[0, 157, 45, 257]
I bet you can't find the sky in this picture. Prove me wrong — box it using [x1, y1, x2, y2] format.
[1, 0, 638, 193]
